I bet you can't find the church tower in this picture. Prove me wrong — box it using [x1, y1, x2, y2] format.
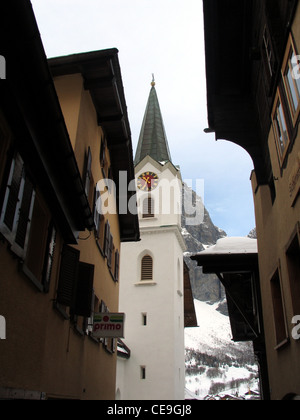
[116, 79, 186, 400]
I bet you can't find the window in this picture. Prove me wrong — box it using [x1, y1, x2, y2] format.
[0, 153, 35, 259]
[140, 366, 146, 380]
[263, 25, 275, 77]
[282, 35, 300, 125]
[262, 24, 277, 87]
[142, 313, 147, 326]
[100, 136, 109, 180]
[270, 268, 288, 348]
[0, 152, 57, 292]
[272, 91, 290, 163]
[141, 255, 153, 281]
[286, 226, 300, 316]
[142, 196, 154, 218]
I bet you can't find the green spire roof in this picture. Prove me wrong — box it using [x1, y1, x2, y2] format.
[134, 80, 172, 166]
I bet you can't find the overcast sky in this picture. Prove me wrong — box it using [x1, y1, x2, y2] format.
[31, 0, 255, 237]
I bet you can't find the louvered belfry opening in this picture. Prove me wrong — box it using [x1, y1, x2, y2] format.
[142, 196, 154, 218]
[141, 255, 153, 281]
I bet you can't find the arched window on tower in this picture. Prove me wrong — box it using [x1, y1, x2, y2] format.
[141, 255, 153, 281]
[142, 196, 154, 218]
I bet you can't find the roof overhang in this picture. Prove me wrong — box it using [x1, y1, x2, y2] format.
[191, 237, 258, 271]
[191, 237, 260, 341]
[49, 51, 140, 243]
[202, 0, 269, 184]
[0, 0, 94, 243]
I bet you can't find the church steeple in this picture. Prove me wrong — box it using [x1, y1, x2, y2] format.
[134, 77, 172, 166]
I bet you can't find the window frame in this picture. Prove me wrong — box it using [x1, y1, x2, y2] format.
[272, 89, 290, 166]
[282, 34, 300, 127]
[0, 152, 36, 260]
[263, 25, 275, 78]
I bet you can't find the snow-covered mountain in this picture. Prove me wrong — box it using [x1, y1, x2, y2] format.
[181, 183, 227, 304]
[181, 184, 259, 399]
[185, 299, 260, 400]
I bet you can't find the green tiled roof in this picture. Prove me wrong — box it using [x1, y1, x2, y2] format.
[134, 84, 172, 166]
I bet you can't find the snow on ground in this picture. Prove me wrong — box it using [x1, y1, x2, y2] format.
[185, 300, 245, 355]
[185, 299, 260, 400]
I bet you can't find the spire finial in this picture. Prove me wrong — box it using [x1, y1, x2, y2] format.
[151, 73, 155, 87]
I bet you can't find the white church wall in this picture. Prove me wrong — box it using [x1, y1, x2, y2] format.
[117, 226, 185, 400]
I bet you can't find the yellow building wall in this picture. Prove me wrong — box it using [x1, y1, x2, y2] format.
[0, 72, 121, 400]
[252, 3, 300, 399]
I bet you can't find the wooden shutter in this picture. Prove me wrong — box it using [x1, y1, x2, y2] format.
[93, 186, 101, 238]
[73, 262, 94, 317]
[100, 138, 106, 167]
[114, 250, 120, 282]
[104, 221, 110, 257]
[43, 224, 56, 293]
[57, 245, 80, 306]
[2, 154, 24, 231]
[141, 255, 153, 281]
[0, 154, 36, 259]
[0, 154, 24, 245]
[14, 177, 35, 251]
[84, 147, 92, 198]
[107, 233, 114, 268]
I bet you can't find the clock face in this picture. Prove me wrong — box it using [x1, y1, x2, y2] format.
[137, 172, 159, 191]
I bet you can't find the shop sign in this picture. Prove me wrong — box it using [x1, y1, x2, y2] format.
[93, 313, 125, 338]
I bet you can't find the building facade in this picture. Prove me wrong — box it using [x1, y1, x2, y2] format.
[116, 81, 195, 400]
[203, 0, 300, 399]
[0, 1, 139, 400]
